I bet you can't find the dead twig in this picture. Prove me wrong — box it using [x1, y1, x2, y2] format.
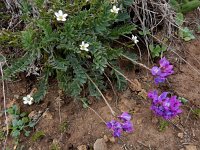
[0, 60, 9, 150]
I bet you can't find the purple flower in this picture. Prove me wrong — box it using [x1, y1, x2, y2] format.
[106, 120, 121, 130]
[118, 112, 131, 122]
[148, 91, 182, 120]
[113, 128, 122, 137]
[122, 121, 134, 133]
[151, 57, 174, 84]
[106, 112, 133, 137]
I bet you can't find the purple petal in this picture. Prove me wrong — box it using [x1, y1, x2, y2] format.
[159, 57, 170, 68]
[148, 90, 158, 100]
[151, 66, 161, 76]
[113, 129, 122, 137]
[122, 121, 134, 133]
[118, 112, 132, 122]
[158, 92, 168, 101]
[154, 76, 166, 84]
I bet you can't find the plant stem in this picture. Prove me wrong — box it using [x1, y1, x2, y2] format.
[88, 106, 106, 124]
[0, 62, 9, 150]
[121, 54, 151, 71]
[108, 63, 138, 85]
[86, 74, 116, 116]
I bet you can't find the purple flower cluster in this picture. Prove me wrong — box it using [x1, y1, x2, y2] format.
[106, 112, 133, 137]
[151, 57, 174, 84]
[148, 90, 182, 120]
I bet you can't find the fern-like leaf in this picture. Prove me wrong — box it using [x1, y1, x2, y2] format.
[109, 24, 137, 39]
[4, 52, 36, 78]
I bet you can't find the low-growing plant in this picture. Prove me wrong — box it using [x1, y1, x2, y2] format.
[158, 120, 169, 132]
[4, 0, 137, 106]
[58, 121, 68, 133]
[192, 108, 200, 118]
[0, 130, 5, 141]
[7, 105, 35, 140]
[170, 0, 200, 13]
[31, 131, 45, 142]
[149, 44, 167, 58]
[179, 27, 195, 41]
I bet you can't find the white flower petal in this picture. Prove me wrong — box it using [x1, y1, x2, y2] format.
[85, 43, 89, 47]
[23, 100, 28, 104]
[84, 48, 89, 51]
[54, 12, 59, 17]
[63, 13, 68, 18]
[27, 95, 31, 98]
[58, 10, 63, 16]
[28, 101, 33, 105]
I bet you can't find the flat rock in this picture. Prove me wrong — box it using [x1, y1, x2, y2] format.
[185, 145, 197, 150]
[94, 138, 107, 150]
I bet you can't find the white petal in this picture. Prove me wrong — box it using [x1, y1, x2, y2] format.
[63, 13, 68, 18]
[110, 9, 114, 13]
[113, 6, 117, 9]
[23, 100, 28, 104]
[82, 41, 85, 45]
[85, 43, 89, 47]
[30, 97, 33, 101]
[27, 95, 31, 98]
[58, 10, 63, 16]
[28, 101, 33, 105]
[84, 48, 89, 51]
[55, 12, 59, 17]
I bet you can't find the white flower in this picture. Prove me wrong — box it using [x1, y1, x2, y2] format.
[23, 95, 34, 105]
[79, 41, 89, 51]
[54, 10, 68, 21]
[110, 5, 120, 14]
[132, 35, 139, 44]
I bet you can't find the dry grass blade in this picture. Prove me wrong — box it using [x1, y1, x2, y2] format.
[0, 54, 8, 150]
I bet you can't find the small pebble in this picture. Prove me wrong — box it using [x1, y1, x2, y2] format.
[109, 137, 115, 143]
[103, 135, 108, 142]
[178, 133, 184, 139]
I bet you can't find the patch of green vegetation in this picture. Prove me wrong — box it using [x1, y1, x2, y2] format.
[178, 97, 188, 104]
[149, 44, 167, 58]
[50, 143, 60, 150]
[192, 108, 200, 118]
[158, 120, 169, 132]
[179, 27, 195, 41]
[4, 0, 137, 103]
[170, 0, 200, 13]
[0, 130, 5, 141]
[59, 122, 68, 133]
[7, 105, 36, 141]
[31, 131, 45, 142]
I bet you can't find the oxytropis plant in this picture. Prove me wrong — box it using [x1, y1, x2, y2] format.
[106, 112, 133, 137]
[149, 57, 182, 120]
